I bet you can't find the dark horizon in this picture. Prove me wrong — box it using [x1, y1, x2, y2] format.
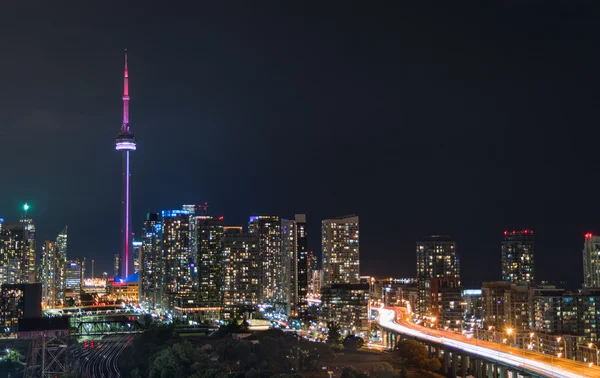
[1, 2, 599, 287]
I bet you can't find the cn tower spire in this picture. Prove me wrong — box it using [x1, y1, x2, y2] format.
[122, 49, 130, 132]
[115, 49, 136, 280]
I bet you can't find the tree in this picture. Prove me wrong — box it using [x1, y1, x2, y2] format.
[326, 322, 341, 345]
[399, 366, 408, 378]
[370, 362, 395, 378]
[394, 340, 428, 368]
[340, 366, 368, 378]
[342, 335, 364, 350]
[419, 357, 441, 374]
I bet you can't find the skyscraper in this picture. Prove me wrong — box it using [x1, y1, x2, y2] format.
[416, 235, 462, 330]
[140, 213, 161, 307]
[55, 227, 68, 305]
[322, 215, 360, 285]
[281, 214, 308, 315]
[501, 229, 535, 283]
[222, 232, 260, 318]
[65, 257, 84, 304]
[40, 241, 56, 307]
[248, 216, 282, 305]
[195, 215, 225, 320]
[115, 50, 136, 279]
[0, 211, 36, 284]
[160, 210, 191, 310]
[132, 240, 142, 273]
[583, 233, 600, 288]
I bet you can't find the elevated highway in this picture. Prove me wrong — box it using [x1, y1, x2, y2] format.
[376, 307, 600, 378]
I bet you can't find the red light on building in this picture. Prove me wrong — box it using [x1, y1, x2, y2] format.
[218, 216, 224, 221]
[586, 233, 594, 239]
[504, 231, 507, 235]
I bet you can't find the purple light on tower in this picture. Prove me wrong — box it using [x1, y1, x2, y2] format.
[115, 49, 136, 279]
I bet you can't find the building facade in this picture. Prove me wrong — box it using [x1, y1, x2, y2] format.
[140, 213, 161, 307]
[248, 216, 282, 305]
[501, 230, 535, 283]
[281, 214, 308, 316]
[583, 233, 600, 288]
[195, 215, 225, 321]
[322, 215, 360, 285]
[320, 283, 370, 337]
[222, 232, 260, 318]
[160, 210, 191, 310]
[416, 235, 461, 330]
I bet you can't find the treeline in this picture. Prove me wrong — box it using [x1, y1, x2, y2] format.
[119, 324, 337, 378]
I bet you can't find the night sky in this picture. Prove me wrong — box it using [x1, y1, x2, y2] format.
[1, 2, 599, 287]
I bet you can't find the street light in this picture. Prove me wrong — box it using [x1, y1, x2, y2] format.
[589, 343, 599, 365]
[506, 328, 516, 347]
[530, 332, 541, 353]
[557, 337, 568, 359]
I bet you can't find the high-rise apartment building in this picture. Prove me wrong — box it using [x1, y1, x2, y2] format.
[249, 216, 282, 304]
[55, 227, 68, 305]
[222, 232, 260, 318]
[501, 230, 535, 283]
[40, 241, 56, 307]
[160, 210, 191, 310]
[322, 215, 360, 285]
[416, 235, 462, 330]
[195, 215, 225, 320]
[113, 253, 120, 278]
[132, 240, 142, 273]
[140, 213, 161, 307]
[281, 214, 308, 315]
[583, 233, 600, 288]
[0, 216, 36, 284]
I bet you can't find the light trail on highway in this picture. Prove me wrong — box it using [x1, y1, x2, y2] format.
[377, 308, 600, 378]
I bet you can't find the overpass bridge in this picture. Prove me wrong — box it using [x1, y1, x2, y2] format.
[375, 307, 600, 378]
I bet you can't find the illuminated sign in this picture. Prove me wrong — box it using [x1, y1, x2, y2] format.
[161, 210, 190, 218]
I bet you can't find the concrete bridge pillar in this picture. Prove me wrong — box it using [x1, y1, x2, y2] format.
[498, 366, 507, 378]
[473, 359, 481, 378]
[443, 348, 449, 375]
[451, 352, 459, 378]
[486, 363, 494, 378]
[461, 355, 469, 377]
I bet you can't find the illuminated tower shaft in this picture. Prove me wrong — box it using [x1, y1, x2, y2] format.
[115, 50, 136, 278]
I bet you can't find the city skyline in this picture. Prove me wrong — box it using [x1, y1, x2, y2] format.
[2, 2, 600, 286]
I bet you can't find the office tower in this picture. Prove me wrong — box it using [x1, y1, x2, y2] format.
[140, 213, 161, 307]
[65, 257, 84, 304]
[160, 210, 191, 310]
[40, 241, 56, 307]
[416, 235, 462, 330]
[115, 50, 137, 279]
[113, 253, 120, 278]
[501, 229, 535, 283]
[583, 233, 600, 288]
[322, 215, 360, 285]
[195, 215, 225, 320]
[222, 232, 260, 318]
[248, 215, 282, 304]
[281, 214, 308, 315]
[132, 240, 142, 273]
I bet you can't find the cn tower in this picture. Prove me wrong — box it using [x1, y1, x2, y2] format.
[115, 49, 136, 279]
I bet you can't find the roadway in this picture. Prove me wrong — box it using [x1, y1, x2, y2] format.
[377, 307, 600, 378]
[74, 334, 133, 378]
